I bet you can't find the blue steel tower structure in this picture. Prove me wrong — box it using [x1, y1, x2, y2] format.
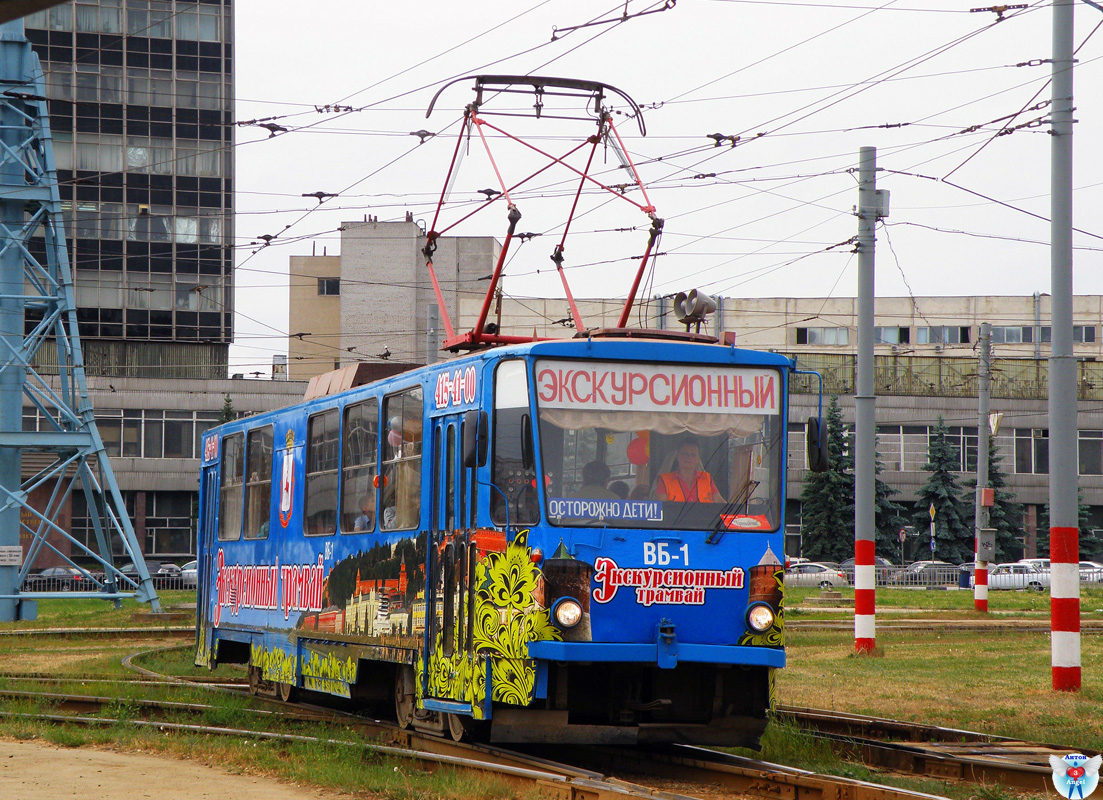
[0, 18, 159, 620]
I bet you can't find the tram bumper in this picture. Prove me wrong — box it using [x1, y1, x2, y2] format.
[527, 640, 785, 669]
[509, 641, 781, 747]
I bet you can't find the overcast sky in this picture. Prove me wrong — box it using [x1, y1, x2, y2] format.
[228, 0, 1103, 376]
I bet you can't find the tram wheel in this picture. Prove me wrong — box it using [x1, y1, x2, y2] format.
[247, 666, 261, 696]
[447, 713, 467, 742]
[277, 680, 297, 703]
[395, 666, 416, 729]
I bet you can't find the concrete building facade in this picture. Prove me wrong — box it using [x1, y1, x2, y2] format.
[288, 220, 500, 380]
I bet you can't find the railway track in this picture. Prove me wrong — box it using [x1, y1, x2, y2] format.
[0, 649, 955, 800]
[781, 705, 1087, 792]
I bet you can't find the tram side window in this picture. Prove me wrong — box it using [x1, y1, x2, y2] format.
[341, 399, 378, 533]
[305, 409, 339, 536]
[218, 433, 244, 541]
[244, 426, 273, 540]
[491, 360, 539, 526]
[381, 388, 422, 530]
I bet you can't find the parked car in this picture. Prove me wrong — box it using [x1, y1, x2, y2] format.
[985, 562, 1050, 591]
[22, 566, 86, 592]
[840, 556, 898, 585]
[114, 558, 162, 586]
[180, 560, 198, 589]
[784, 562, 848, 589]
[891, 560, 956, 587]
[1018, 558, 1051, 572]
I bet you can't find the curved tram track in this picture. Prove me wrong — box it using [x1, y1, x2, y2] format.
[0, 646, 948, 800]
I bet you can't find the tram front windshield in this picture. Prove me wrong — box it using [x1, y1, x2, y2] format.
[534, 359, 783, 532]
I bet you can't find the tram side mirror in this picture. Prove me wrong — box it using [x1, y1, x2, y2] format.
[521, 414, 534, 470]
[463, 409, 489, 468]
[806, 416, 830, 473]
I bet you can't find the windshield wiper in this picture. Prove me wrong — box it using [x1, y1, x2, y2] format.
[706, 479, 759, 544]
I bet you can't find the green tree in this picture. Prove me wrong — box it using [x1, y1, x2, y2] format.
[1038, 490, 1097, 559]
[912, 416, 973, 563]
[963, 442, 1024, 562]
[218, 393, 235, 424]
[800, 396, 854, 562]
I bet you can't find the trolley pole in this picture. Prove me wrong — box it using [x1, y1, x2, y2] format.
[974, 323, 991, 613]
[854, 146, 882, 654]
[1049, 0, 1079, 692]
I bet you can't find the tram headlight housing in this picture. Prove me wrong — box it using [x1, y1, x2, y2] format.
[746, 602, 776, 633]
[552, 597, 583, 629]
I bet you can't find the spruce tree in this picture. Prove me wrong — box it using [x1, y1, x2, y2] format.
[1038, 490, 1097, 559]
[963, 442, 1024, 562]
[218, 393, 235, 424]
[800, 396, 854, 562]
[912, 416, 973, 563]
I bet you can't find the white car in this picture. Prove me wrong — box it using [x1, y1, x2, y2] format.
[986, 562, 1050, 591]
[1018, 558, 1050, 572]
[1079, 561, 1103, 583]
[784, 562, 848, 589]
[180, 559, 198, 589]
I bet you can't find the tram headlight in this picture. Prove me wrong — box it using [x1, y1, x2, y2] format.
[746, 602, 775, 633]
[552, 597, 583, 629]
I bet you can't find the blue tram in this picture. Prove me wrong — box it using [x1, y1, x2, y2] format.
[195, 333, 801, 745]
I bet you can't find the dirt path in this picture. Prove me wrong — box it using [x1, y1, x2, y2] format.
[0, 738, 344, 799]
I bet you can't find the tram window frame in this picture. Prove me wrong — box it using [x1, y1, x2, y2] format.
[243, 425, 273, 540]
[441, 542, 455, 658]
[341, 398, 379, 534]
[305, 408, 339, 537]
[381, 387, 423, 531]
[218, 432, 244, 541]
[446, 424, 457, 531]
[491, 360, 539, 526]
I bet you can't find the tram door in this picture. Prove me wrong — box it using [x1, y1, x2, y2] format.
[196, 462, 220, 661]
[424, 413, 475, 703]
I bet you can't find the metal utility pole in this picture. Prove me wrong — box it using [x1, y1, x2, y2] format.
[854, 146, 887, 654]
[0, 20, 160, 620]
[974, 323, 991, 613]
[1049, 0, 1079, 692]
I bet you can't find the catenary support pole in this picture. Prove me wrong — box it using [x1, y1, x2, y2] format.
[1049, 0, 1079, 691]
[974, 323, 991, 613]
[854, 146, 878, 653]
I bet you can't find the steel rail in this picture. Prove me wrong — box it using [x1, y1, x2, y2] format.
[781, 705, 1092, 792]
[118, 645, 953, 800]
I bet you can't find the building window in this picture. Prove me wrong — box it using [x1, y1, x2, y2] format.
[942, 426, 978, 472]
[990, 326, 1032, 344]
[1040, 325, 1096, 344]
[147, 491, 196, 555]
[1080, 430, 1103, 476]
[317, 278, 340, 296]
[917, 326, 970, 345]
[874, 326, 909, 345]
[795, 326, 849, 345]
[1015, 428, 1049, 475]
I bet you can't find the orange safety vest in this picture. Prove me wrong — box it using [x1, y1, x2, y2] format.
[658, 471, 718, 502]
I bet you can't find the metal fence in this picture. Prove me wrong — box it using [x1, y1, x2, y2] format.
[787, 352, 1103, 401]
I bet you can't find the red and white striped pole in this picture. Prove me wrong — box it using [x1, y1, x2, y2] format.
[854, 538, 875, 652]
[974, 557, 988, 612]
[1048, 0, 1080, 692]
[1051, 526, 1080, 690]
